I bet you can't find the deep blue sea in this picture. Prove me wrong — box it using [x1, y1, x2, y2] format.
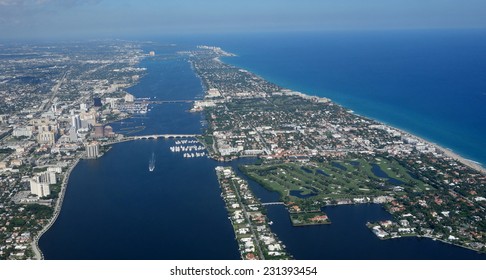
[40, 32, 486, 259]
[176, 30, 486, 167]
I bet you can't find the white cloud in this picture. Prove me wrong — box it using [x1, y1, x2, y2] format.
[0, 0, 24, 6]
[0, 0, 101, 7]
[0, 0, 102, 28]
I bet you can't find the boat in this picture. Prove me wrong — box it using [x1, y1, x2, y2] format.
[149, 152, 155, 171]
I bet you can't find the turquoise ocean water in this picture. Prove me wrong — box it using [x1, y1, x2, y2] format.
[181, 30, 486, 167]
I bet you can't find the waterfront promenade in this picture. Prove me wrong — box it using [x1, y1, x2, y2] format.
[31, 156, 81, 260]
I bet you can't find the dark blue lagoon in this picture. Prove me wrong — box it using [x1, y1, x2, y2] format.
[289, 190, 318, 199]
[39, 45, 240, 259]
[39, 140, 239, 259]
[262, 204, 486, 260]
[40, 38, 486, 260]
[371, 164, 406, 186]
[316, 169, 330, 177]
[331, 162, 347, 171]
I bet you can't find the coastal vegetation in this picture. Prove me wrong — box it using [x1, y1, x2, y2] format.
[240, 155, 430, 203]
[290, 212, 331, 226]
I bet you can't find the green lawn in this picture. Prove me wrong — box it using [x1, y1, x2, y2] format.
[240, 155, 433, 209]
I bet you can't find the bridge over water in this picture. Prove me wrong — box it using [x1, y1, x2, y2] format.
[101, 134, 201, 146]
[261, 202, 285, 206]
[132, 134, 199, 140]
[135, 100, 196, 104]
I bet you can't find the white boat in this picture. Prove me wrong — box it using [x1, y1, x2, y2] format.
[149, 152, 155, 171]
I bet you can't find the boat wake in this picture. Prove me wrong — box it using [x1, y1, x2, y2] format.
[149, 152, 155, 172]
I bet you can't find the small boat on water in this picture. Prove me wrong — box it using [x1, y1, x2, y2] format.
[149, 152, 156, 172]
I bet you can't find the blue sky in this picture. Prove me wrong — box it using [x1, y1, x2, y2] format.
[1, 0, 486, 39]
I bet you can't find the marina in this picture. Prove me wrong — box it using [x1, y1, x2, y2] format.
[170, 140, 207, 159]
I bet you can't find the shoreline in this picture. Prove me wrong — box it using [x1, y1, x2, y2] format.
[374, 231, 485, 255]
[219, 54, 485, 175]
[382, 125, 486, 174]
[28, 48, 146, 260]
[31, 156, 81, 260]
[416, 235, 485, 254]
[344, 109, 486, 174]
[30, 116, 131, 259]
[217, 53, 486, 175]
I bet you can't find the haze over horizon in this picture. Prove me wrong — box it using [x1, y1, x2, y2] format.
[1, 0, 486, 40]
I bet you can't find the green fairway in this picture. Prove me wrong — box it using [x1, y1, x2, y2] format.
[240, 155, 432, 210]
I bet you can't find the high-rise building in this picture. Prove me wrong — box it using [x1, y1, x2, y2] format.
[86, 142, 100, 159]
[69, 126, 78, 142]
[124, 93, 135, 103]
[38, 171, 57, 185]
[29, 179, 50, 198]
[80, 120, 90, 130]
[93, 125, 104, 138]
[12, 126, 33, 138]
[81, 109, 97, 127]
[47, 166, 62, 174]
[106, 98, 117, 109]
[104, 125, 114, 138]
[37, 131, 55, 145]
[72, 115, 81, 131]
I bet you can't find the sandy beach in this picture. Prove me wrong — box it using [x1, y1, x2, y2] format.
[394, 128, 486, 174]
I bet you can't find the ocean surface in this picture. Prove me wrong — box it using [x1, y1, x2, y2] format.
[40, 32, 486, 259]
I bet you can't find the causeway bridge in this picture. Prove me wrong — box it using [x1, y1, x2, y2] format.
[261, 202, 285, 206]
[248, 202, 285, 207]
[101, 134, 200, 146]
[135, 100, 195, 104]
[131, 134, 199, 140]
